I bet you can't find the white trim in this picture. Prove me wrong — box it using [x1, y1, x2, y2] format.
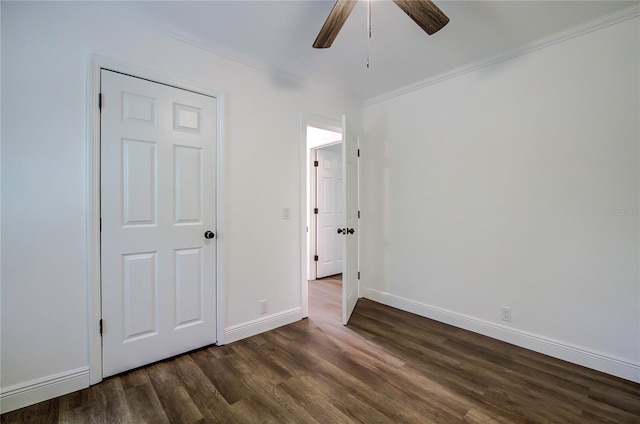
[86, 55, 102, 386]
[361, 287, 640, 383]
[364, 4, 640, 107]
[224, 308, 302, 344]
[299, 115, 309, 318]
[356, 136, 361, 300]
[0, 367, 90, 414]
[86, 54, 225, 385]
[215, 87, 227, 347]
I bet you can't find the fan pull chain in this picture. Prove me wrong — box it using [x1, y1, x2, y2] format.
[366, 0, 372, 68]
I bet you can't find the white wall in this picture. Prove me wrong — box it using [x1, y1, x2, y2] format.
[361, 16, 640, 381]
[0, 1, 360, 411]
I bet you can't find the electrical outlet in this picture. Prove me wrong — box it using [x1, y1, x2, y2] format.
[260, 300, 268, 315]
[501, 307, 512, 322]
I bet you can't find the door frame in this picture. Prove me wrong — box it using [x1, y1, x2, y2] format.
[87, 54, 225, 385]
[299, 113, 342, 318]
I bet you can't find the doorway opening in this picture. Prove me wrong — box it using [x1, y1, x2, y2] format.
[305, 123, 343, 321]
[300, 115, 359, 325]
[311, 141, 344, 280]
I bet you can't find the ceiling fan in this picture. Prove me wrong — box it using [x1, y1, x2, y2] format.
[313, 0, 450, 49]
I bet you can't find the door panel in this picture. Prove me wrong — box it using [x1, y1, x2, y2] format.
[101, 70, 217, 377]
[174, 145, 203, 224]
[123, 252, 157, 340]
[175, 247, 203, 327]
[122, 139, 157, 226]
[342, 116, 359, 325]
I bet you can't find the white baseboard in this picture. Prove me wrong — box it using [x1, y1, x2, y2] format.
[360, 287, 640, 384]
[224, 307, 302, 345]
[0, 367, 90, 414]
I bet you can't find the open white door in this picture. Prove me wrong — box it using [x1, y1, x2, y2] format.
[342, 116, 359, 325]
[316, 146, 344, 278]
[101, 70, 217, 377]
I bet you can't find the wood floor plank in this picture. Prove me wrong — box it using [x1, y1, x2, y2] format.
[172, 355, 242, 424]
[0, 397, 58, 424]
[123, 382, 170, 424]
[119, 367, 151, 390]
[464, 408, 511, 424]
[87, 376, 134, 424]
[588, 386, 640, 415]
[315, 353, 467, 423]
[146, 361, 203, 423]
[581, 399, 640, 424]
[250, 331, 321, 379]
[190, 348, 245, 405]
[234, 373, 321, 424]
[56, 389, 91, 424]
[2, 274, 639, 424]
[225, 340, 292, 384]
[278, 376, 355, 423]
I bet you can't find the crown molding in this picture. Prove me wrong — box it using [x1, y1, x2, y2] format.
[158, 30, 363, 107]
[364, 4, 640, 107]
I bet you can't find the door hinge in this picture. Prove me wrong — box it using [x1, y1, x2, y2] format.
[100, 217, 102, 232]
[358, 271, 361, 280]
[314, 160, 319, 167]
[314, 255, 319, 262]
[99, 319, 103, 335]
[357, 149, 360, 157]
[98, 93, 102, 111]
[358, 210, 360, 219]
[314, 207, 319, 214]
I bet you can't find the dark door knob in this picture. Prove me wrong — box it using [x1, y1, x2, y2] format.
[337, 228, 345, 234]
[347, 228, 355, 235]
[204, 231, 215, 239]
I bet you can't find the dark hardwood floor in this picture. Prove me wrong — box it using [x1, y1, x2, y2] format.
[3, 274, 639, 423]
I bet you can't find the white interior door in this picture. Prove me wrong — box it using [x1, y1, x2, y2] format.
[342, 116, 359, 325]
[101, 70, 217, 377]
[316, 145, 344, 278]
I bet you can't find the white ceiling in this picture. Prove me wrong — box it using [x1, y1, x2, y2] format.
[308, 126, 342, 147]
[106, 0, 638, 102]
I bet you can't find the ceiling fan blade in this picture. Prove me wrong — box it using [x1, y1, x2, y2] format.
[313, 0, 358, 49]
[393, 0, 450, 35]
